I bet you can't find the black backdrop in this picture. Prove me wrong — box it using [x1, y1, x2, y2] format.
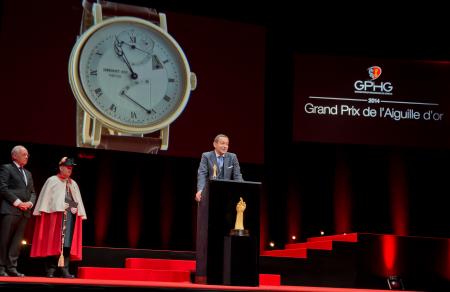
[1, 1, 450, 251]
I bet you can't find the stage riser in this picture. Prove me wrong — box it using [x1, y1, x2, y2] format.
[260, 233, 450, 291]
[16, 233, 450, 291]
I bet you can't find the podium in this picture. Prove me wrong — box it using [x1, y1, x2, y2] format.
[196, 179, 261, 286]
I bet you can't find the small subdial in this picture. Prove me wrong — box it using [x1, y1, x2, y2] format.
[116, 30, 154, 66]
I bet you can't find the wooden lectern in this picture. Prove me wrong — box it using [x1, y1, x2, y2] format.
[195, 179, 261, 286]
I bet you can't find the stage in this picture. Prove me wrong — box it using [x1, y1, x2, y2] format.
[0, 277, 420, 292]
[1, 233, 447, 291]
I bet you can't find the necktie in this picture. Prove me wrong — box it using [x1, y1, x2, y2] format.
[19, 167, 27, 185]
[217, 156, 224, 170]
[217, 156, 224, 179]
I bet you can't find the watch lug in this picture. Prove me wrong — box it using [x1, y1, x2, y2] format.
[80, 109, 102, 147]
[80, 107, 91, 145]
[92, 2, 103, 25]
[160, 125, 169, 150]
[91, 118, 102, 146]
[159, 13, 167, 32]
[77, 105, 87, 146]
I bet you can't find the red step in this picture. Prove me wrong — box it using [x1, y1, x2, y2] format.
[80, 261, 280, 285]
[262, 248, 307, 258]
[125, 258, 196, 272]
[78, 267, 191, 282]
[285, 240, 333, 250]
[307, 233, 358, 243]
[259, 273, 280, 285]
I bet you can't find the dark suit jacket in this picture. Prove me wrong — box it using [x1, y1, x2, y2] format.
[197, 151, 243, 192]
[0, 163, 36, 217]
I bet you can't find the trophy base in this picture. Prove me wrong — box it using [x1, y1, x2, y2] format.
[230, 229, 249, 237]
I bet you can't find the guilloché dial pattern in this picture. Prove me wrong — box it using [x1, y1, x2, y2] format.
[77, 19, 189, 131]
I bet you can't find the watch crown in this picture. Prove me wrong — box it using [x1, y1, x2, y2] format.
[190, 72, 197, 91]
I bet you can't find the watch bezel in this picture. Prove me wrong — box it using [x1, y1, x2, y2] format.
[68, 16, 192, 134]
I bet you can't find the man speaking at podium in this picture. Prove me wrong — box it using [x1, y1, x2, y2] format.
[194, 134, 243, 202]
[194, 134, 243, 284]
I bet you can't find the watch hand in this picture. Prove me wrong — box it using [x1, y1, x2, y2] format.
[120, 90, 151, 114]
[114, 37, 138, 79]
[120, 41, 151, 55]
[148, 81, 152, 109]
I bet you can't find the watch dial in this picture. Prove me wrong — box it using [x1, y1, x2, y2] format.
[78, 18, 190, 131]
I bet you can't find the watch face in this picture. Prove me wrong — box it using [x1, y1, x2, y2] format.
[69, 17, 192, 133]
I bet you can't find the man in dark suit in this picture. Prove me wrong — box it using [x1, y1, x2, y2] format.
[194, 134, 243, 283]
[0, 145, 36, 277]
[195, 134, 243, 202]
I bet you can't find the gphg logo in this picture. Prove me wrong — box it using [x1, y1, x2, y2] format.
[354, 66, 393, 95]
[354, 80, 393, 92]
[368, 66, 382, 80]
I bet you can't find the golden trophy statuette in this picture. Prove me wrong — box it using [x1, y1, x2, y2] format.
[213, 164, 218, 178]
[230, 197, 249, 236]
